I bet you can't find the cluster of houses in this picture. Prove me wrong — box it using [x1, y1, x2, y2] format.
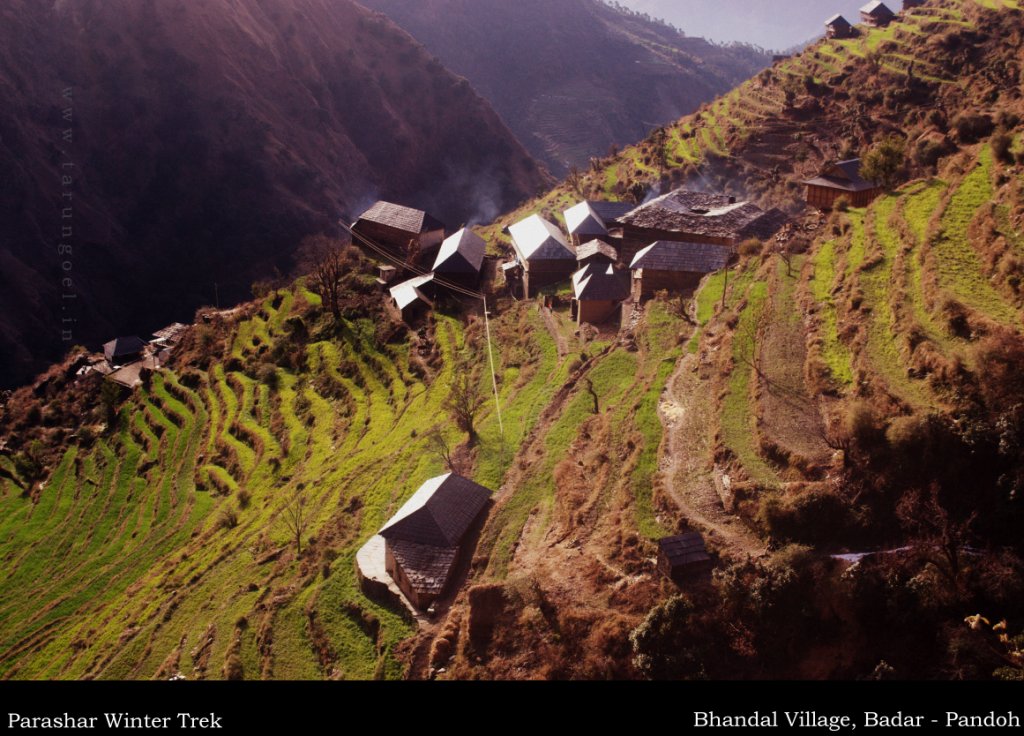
[825, 0, 923, 40]
[79, 323, 188, 389]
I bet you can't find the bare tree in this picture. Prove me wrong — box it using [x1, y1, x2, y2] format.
[566, 166, 583, 196]
[302, 234, 351, 322]
[280, 491, 310, 555]
[444, 362, 486, 444]
[775, 243, 794, 278]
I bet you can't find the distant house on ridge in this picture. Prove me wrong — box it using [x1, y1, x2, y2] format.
[825, 14, 854, 39]
[860, 1, 896, 27]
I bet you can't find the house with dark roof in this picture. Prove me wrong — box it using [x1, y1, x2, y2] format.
[388, 274, 435, 324]
[576, 239, 618, 269]
[802, 158, 881, 209]
[629, 240, 731, 300]
[150, 323, 189, 349]
[825, 13, 854, 39]
[103, 336, 147, 367]
[506, 214, 577, 297]
[563, 201, 608, 247]
[352, 201, 445, 266]
[860, 0, 896, 26]
[432, 228, 486, 288]
[617, 189, 787, 258]
[571, 263, 630, 326]
[657, 532, 713, 585]
[902, 0, 925, 9]
[380, 473, 492, 610]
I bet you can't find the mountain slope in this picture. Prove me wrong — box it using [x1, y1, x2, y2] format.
[0, 0, 548, 388]
[359, 0, 769, 175]
[1, 0, 1023, 681]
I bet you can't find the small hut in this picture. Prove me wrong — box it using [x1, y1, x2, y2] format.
[657, 533, 713, 585]
[380, 473, 492, 610]
[576, 239, 618, 269]
[507, 214, 576, 297]
[103, 336, 147, 367]
[571, 263, 629, 326]
[802, 158, 881, 210]
[352, 201, 445, 266]
[388, 274, 435, 324]
[629, 241, 731, 300]
[825, 14, 854, 39]
[432, 228, 486, 288]
[860, 0, 896, 27]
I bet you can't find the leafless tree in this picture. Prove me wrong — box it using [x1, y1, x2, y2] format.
[280, 491, 310, 555]
[301, 234, 352, 322]
[444, 361, 486, 444]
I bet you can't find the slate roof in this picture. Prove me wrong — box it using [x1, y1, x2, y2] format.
[380, 473, 492, 548]
[433, 228, 486, 274]
[388, 540, 459, 596]
[563, 201, 608, 239]
[860, 1, 894, 17]
[658, 532, 711, 568]
[103, 336, 147, 363]
[355, 201, 444, 236]
[507, 214, 576, 262]
[825, 13, 851, 27]
[618, 189, 785, 241]
[150, 323, 189, 344]
[802, 158, 879, 192]
[630, 241, 731, 274]
[389, 274, 435, 311]
[588, 200, 637, 224]
[572, 263, 630, 302]
[576, 239, 618, 263]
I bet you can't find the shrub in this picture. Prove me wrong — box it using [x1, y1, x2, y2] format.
[255, 363, 279, 390]
[759, 489, 855, 545]
[991, 128, 1015, 165]
[738, 238, 761, 256]
[217, 508, 239, 530]
[861, 136, 906, 190]
[223, 653, 243, 680]
[833, 195, 851, 213]
[237, 488, 251, 510]
[953, 113, 994, 143]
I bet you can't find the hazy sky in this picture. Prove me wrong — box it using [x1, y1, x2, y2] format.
[615, 0, 905, 50]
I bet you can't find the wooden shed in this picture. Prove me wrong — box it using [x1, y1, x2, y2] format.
[352, 201, 445, 267]
[802, 158, 881, 210]
[103, 336, 147, 367]
[825, 14, 854, 39]
[379, 473, 492, 610]
[507, 214, 577, 298]
[576, 239, 618, 269]
[571, 263, 629, 326]
[616, 188, 787, 261]
[432, 228, 486, 288]
[657, 533, 713, 585]
[629, 240, 731, 300]
[860, 0, 896, 27]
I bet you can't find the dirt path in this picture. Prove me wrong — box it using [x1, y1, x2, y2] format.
[657, 352, 764, 561]
[540, 306, 569, 359]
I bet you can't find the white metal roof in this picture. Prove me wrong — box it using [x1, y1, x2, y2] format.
[508, 214, 575, 261]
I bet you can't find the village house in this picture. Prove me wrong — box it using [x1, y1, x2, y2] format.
[860, 0, 896, 27]
[629, 240, 731, 300]
[150, 323, 188, 350]
[802, 158, 881, 209]
[432, 228, 486, 288]
[576, 239, 618, 269]
[388, 274, 435, 324]
[103, 336, 147, 368]
[563, 201, 609, 246]
[506, 214, 577, 298]
[571, 263, 630, 326]
[616, 188, 787, 261]
[902, 0, 925, 8]
[825, 14, 855, 39]
[379, 473, 492, 610]
[657, 532, 714, 585]
[352, 201, 445, 267]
